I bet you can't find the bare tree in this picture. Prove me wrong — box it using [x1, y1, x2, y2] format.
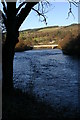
[1, 0, 51, 91]
[0, 0, 79, 91]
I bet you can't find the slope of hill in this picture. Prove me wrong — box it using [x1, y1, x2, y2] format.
[18, 23, 79, 46]
[2, 23, 80, 53]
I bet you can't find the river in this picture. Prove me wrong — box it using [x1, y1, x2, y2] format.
[13, 49, 80, 117]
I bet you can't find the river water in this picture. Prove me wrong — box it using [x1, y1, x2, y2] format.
[13, 49, 80, 116]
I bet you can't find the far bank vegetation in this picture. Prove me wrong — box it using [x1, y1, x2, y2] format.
[2, 24, 80, 54]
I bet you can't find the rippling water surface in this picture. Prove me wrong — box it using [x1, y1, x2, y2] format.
[13, 49, 80, 116]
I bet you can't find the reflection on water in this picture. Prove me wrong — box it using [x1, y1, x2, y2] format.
[13, 49, 80, 116]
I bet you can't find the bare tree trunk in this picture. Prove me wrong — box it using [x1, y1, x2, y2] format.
[2, 2, 18, 92]
[2, 2, 37, 91]
[2, 40, 15, 91]
[2, 32, 19, 92]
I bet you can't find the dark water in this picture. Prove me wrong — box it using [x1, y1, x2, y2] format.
[13, 49, 80, 116]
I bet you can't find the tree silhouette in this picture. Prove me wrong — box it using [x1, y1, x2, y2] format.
[1, 0, 51, 91]
[0, 0, 79, 91]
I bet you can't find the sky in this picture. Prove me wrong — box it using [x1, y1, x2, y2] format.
[19, 2, 78, 31]
[0, 1, 78, 31]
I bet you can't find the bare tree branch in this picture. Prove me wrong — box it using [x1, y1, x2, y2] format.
[67, 1, 76, 19]
[16, 2, 27, 15]
[2, 1, 7, 17]
[2, 12, 7, 28]
[37, 0, 50, 14]
[32, 7, 47, 25]
[67, 0, 79, 19]
[32, 0, 51, 25]
[71, 0, 79, 7]
[16, 2, 38, 29]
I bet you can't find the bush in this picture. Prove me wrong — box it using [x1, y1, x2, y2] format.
[61, 34, 80, 55]
[15, 40, 33, 52]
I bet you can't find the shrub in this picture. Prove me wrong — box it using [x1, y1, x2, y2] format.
[61, 34, 80, 55]
[15, 40, 33, 52]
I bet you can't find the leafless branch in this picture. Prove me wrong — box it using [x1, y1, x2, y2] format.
[2, 2, 7, 17]
[2, 12, 7, 28]
[38, 0, 50, 14]
[17, 2, 38, 29]
[32, 7, 47, 25]
[67, 1, 76, 19]
[32, 0, 51, 25]
[16, 2, 27, 15]
[71, 0, 79, 7]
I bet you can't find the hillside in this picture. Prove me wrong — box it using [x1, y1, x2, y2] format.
[2, 23, 80, 53]
[18, 24, 79, 46]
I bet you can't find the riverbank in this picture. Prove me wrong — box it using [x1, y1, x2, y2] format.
[15, 45, 33, 52]
[3, 89, 79, 120]
[15, 43, 59, 52]
[15, 40, 33, 52]
[2, 89, 64, 120]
